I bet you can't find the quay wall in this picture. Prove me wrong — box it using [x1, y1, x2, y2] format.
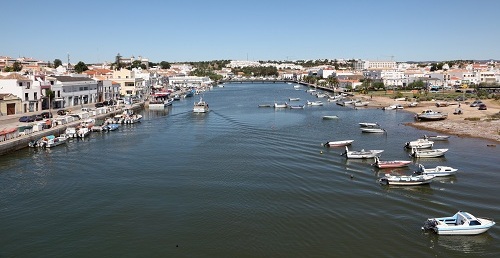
[0, 104, 143, 156]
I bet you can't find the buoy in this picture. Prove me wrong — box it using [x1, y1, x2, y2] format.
[350, 174, 354, 179]
[320, 151, 323, 154]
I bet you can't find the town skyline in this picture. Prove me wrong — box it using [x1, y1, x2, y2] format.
[3, 0, 500, 64]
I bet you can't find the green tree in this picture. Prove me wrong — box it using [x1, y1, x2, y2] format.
[160, 61, 171, 69]
[53, 59, 62, 68]
[12, 61, 23, 72]
[74, 61, 88, 73]
[4, 66, 13, 72]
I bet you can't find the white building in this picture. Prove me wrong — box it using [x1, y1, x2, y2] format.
[354, 60, 397, 70]
[48, 75, 98, 108]
[0, 73, 41, 113]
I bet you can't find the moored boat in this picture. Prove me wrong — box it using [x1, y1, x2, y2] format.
[307, 100, 323, 106]
[360, 127, 386, 133]
[410, 148, 448, 158]
[274, 102, 288, 108]
[323, 140, 354, 147]
[322, 115, 339, 120]
[378, 173, 435, 186]
[342, 146, 384, 159]
[372, 157, 412, 169]
[359, 122, 379, 128]
[422, 211, 495, 235]
[289, 97, 300, 101]
[289, 104, 304, 109]
[424, 135, 450, 141]
[405, 138, 434, 149]
[416, 109, 448, 121]
[415, 164, 458, 177]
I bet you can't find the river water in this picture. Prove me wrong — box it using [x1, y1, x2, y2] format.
[1, 83, 499, 257]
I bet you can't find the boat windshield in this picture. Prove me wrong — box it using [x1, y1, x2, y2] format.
[469, 220, 481, 225]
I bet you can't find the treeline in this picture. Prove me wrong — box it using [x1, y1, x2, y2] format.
[231, 66, 278, 77]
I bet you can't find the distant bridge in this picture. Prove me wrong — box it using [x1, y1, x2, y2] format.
[219, 79, 294, 84]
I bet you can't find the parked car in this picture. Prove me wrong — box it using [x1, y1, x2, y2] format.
[470, 100, 483, 107]
[40, 111, 53, 118]
[35, 114, 44, 121]
[455, 96, 467, 101]
[19, 116, 34, 122]
[478, 104, 487, 110]
[57, 109, 68, 116]
[95, 102, 104, 108]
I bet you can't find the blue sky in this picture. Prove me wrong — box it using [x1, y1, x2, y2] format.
[3, 0, 499, 64]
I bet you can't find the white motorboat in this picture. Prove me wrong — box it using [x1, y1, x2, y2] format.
[424, 135, 450, 141]
[408, 102, 418, 107]
[372, 157, 412, 169]
[323, 140, 354, 147]
[405, 139, 434, 149]
[415, 164, 458, 177]
[258, 104, 272, 108]
[65, 127, 78, 138]
[410, 148, 448, 158]
[359, 122, 379, 128]
[29, 135, 67, 148]
[342, 146, 383, 159]
[289, 104, 305, 109]
[322, 115, 339, 120]
[274, 102, 288, 108]
[422, 211, 495, 235]
[360, 127, 386, 133]
[416, 109, 448, 121]
[307, 100, 323, 106]
[293, 85, 301, 89]
[289, 97, 300, 101]
[354, 101, 369, 107]
[77, 127, 90, 138]
[379, 173, 435, 186]
[383, 104, 404, 110]
[193, 97, 209, 113]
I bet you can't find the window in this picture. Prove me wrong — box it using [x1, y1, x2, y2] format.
[26, 82, 31, 89]
[25, 93, 29, 101]
[19, 82, 23, 86]
[34, 92, 37, 100]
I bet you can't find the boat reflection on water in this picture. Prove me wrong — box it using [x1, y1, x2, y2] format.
[379, 183, 434, 196]
[424, 233, 494, 254]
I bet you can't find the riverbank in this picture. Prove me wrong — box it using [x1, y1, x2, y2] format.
[352, 93, 500, 142]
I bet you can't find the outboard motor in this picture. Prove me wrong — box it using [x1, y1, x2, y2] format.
[422, 219, 438, 231]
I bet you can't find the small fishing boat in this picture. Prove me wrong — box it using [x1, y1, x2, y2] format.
[378, 173, 435, 186]
[405, 139, 434, 149]
[423, 135, 450, 141]
[410, 148, 448, 158]
[422, 211, 495, 235]
[415, 164, 458, 177]
[354, 101, 369, 107]
[383, 104, 404, 110]
[307, 100, 323, 106]
[193, 97, 209, 113]
[258, 104, 272, 107]
[323, 140, 354, 147]
[359, 122, 379, 128]
[342, 146, 383, 159]
[289, 104, 305, 109]
[360, 127, 386, 133]
[322, 115, 339, 120]
[289, 97, 300, 101]
[274, 102, 288, 108]
[416, 109, 448, 121]
[372, 157, 412, 169]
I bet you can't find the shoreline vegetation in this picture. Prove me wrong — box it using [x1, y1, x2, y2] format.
[350, 92, 500, 143]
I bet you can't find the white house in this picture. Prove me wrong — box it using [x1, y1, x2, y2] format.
[0, 73, 42, 113]
[48, 75, 98, 108]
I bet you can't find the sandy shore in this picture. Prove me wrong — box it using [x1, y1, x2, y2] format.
[351, 93, 500, 143]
